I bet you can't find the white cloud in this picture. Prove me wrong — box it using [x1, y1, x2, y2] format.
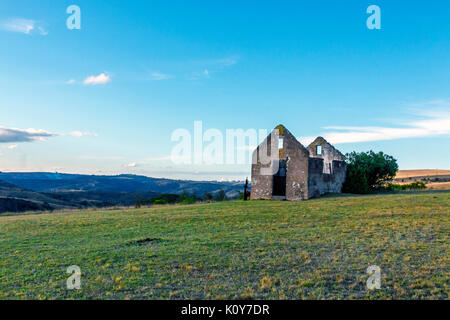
[37, 26, 48, 36]
[147, 155, 192, 162]
[125, 162, 137, 168]
[190, 69, 211, 81]
[69, 131, 98, 137]
[0, 126, 99, 144]
[66, 79, 76, 84]
[298, 101, 450, 145]
[83, 73, 111, 85]
[1, 18, 47, 35]
[146, 156, 173, 161]
[78, 155, 123, 160]
[197, 56, 239, 68]
[0, 127, 56, 143]
[189, 56, 238, 80]
[215, 56, 238, 67]
[151, 72, 172, 80]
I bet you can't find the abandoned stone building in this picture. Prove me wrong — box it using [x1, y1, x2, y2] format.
[250, 125, 346, 201]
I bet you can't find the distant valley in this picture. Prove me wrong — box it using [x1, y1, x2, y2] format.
[0, 172, 243, 214]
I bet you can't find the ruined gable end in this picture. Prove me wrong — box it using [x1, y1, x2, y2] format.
[251, 127, 347, 201]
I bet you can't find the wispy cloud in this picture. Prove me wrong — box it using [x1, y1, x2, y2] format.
[189, 55, 239, 80]
[0, 127, 56, 143]
[147, 155, 192, 162]
[124, 162, 138, 168]
[0, 126, 99, 144]
[298, 100, 450, 145]
[37, 26, 48, 36]
[83, 73, 111, 85]
[214, 57, 238, 67]
[69, 131, 98, 137]
[151, 72, 172, 80]
[195, 56, 239, 68]
[146, 156, 173, 161]
[78, 155, 122, 160]
[1, 18, 48, 35]
[0, 144, 18, 152]
[190, 69, 210, 81]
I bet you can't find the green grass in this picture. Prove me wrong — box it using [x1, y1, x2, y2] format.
[0, 192, 449, 300]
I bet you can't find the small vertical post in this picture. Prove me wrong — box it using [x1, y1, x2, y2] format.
[244, 178, 249, 200]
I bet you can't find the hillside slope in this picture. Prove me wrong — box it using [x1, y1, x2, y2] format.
[1, 192, 448, 299]
[0, 180, 76, 213]
[0, 172, 244, 213]
[0, 179, 160, 213]
[393, 170, 450, 190]
[0, 172, 243, 197]
[395, 169, 450, 179]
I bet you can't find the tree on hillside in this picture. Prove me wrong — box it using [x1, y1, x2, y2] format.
[343, 151, 398, 194]
[215, 190, 227, 201]
[178, 191, 197, 204]
[203, 192, 214, 201]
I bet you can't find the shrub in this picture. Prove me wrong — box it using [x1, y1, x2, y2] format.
[388, 181, 427, 190]
[203, 192, 214, 201]
[181, 196, 196, 204]
[343, 150, 398, 194]
[215, 190, 227, 201]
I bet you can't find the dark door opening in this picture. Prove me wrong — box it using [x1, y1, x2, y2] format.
[273, 160, 286, 196]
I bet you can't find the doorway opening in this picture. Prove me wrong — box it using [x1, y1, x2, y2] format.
[273, 160, 286, 198]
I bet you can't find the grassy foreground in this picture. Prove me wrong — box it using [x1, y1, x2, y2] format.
[0, 192, 449, 300]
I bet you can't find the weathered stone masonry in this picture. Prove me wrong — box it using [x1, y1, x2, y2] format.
[251, 125, 346, 201]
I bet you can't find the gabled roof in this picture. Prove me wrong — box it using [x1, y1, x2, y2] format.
[307, 136, 346, 160]
[252, 125, 309, 160]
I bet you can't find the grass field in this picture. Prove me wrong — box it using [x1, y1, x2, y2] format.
[0, 192, 449, 300]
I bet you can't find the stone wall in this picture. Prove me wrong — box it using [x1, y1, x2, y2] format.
[328, 160, 346, 193]
[251, 125, 309, 200]
[250, 160, 274, 200]
[307, 159, 346, 198]
[250, 131, 276, 200]
[251, 126, 346, 201]
[283, 127, 309, 201]
[307, 157, 324, 198]
[307, 137, 346, 174]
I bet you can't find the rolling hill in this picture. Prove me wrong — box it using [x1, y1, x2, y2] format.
[395, 169, 450, 179]
[393, 170, 450, 190]
[0, 192, 448, 299]
[0, 172, 243, 196]
[0, 179, 74, 213]
[0, 172, 244, 213]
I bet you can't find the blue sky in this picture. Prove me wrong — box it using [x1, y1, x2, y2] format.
[0, 1, 449, 180]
